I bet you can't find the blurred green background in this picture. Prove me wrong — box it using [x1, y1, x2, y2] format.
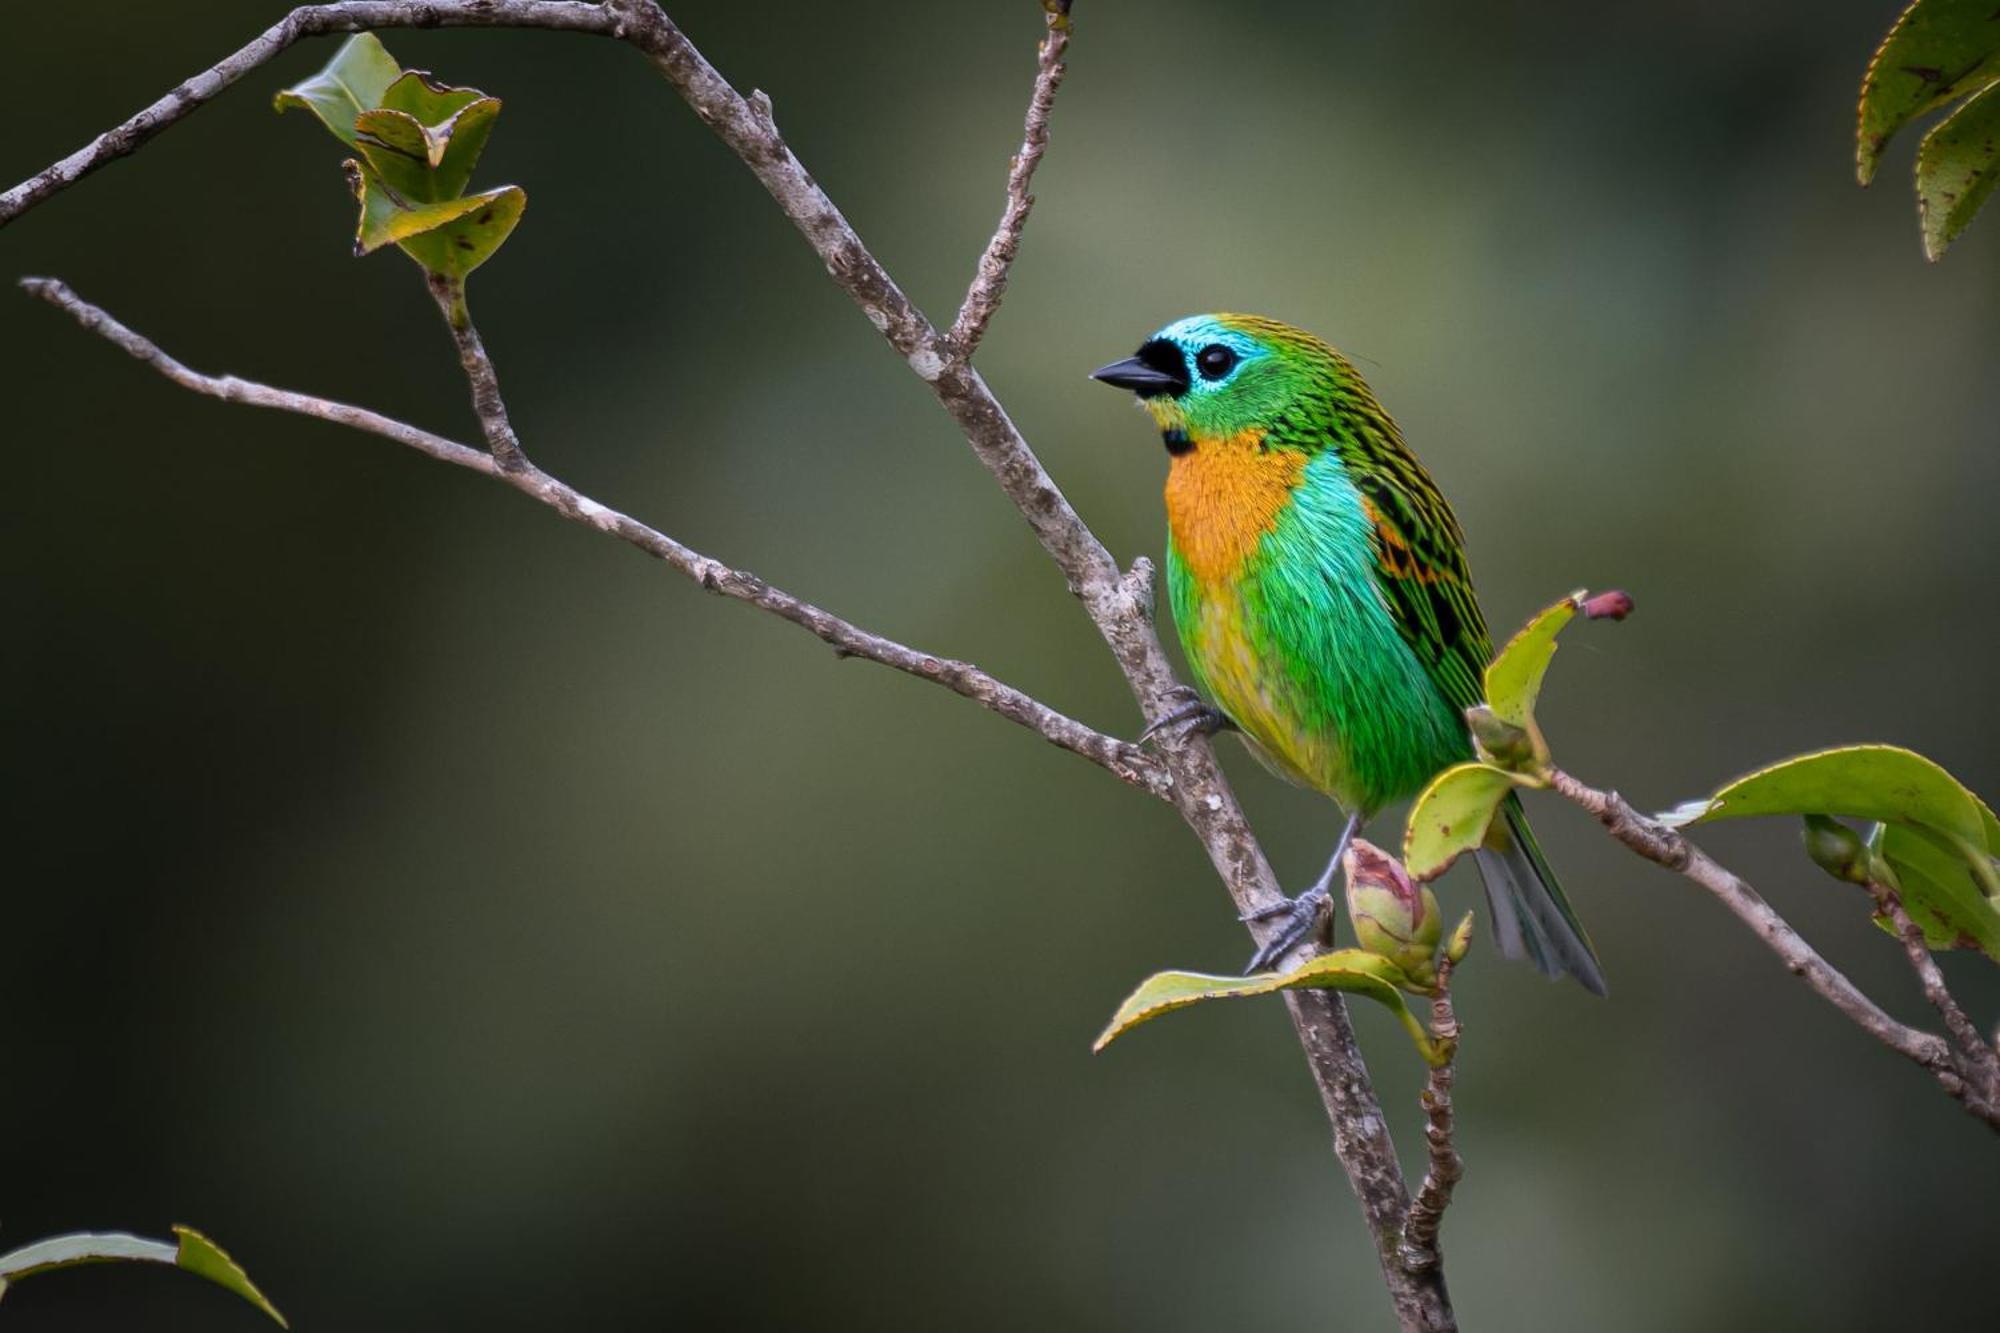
[5, 2, 1997, 1328]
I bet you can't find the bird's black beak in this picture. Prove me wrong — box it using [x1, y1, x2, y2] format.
[1090, 339, 1190, 399]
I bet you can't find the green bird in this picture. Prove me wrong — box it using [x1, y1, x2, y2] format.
[1092, 314, 1605, 993]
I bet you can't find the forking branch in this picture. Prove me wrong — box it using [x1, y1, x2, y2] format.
[15, 274, 1166, 798]
[1547, 768, 2000, 1127]
[5, 5, 1459, 1329]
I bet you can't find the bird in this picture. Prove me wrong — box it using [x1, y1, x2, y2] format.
[1091, 313, 1605, 994]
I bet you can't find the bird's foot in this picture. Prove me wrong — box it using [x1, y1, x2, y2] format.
[1140, 688, 1236, 746]
[1241, 885, 1334, 973]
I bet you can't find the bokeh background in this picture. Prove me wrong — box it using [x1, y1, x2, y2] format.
[5, 2, 1997, 1329]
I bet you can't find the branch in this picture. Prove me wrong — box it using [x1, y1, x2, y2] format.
[0, 2, 618, 228]
[20, 275, 1166, 798]
[1548, 767, 2000, 1129]
[1868, 880, 2000, 1089]
[1400, 962, 1464, 1275]
[10, 6, 1458, 1327]
[426, 273, 531, 473]
[947, 3, 1071, 357]
[605, 9, 1455, 1321]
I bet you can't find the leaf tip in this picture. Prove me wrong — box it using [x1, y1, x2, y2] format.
[172, 1226, 287, 1328]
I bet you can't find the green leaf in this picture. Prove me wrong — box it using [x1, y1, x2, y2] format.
[1404, 762, 1523, 882]
[1660, 744, 1991, 850]
[273, 33, 403, 149]
[1977, 792, 2000, 876]
[347, 160, 525, 278]
[1917, 78, 2000, 257]
[351, 109, 439, 200]
[378, 69, 485, 138]
[426, 98, 501, 199]
[1857, 0, 2000, 184]
[356, 99, 501, 202]
[0, 1228, 285, 1326]
[283, 37, 524, 279]
[173, 1227, 287, 1328]
[1482, 590, 1582, 734]
[1093, 949, 1448, 1065]
[1872, 822, 2000, 958]
[348, 159, 488, 252]
[1668, 745, 2000, 960]
[398, 185, 525, 279]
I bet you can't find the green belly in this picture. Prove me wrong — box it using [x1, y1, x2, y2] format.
[1164, 470, 1468, 815]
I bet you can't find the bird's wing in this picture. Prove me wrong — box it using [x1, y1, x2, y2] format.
[1344, 453, 1492, 717]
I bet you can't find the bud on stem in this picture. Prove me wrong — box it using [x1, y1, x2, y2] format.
[1346, 839, 1442, 986]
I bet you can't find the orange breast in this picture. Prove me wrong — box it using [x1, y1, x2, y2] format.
[1163, 429, 1308, 584]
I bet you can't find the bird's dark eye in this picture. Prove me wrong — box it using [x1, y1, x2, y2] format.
[1195, 344, 1237, 380]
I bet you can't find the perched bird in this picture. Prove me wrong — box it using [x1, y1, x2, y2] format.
[1092, 314, 1605, 993]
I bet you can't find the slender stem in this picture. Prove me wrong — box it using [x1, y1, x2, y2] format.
[1868, 881, 2000, 1085]
[1399, 961, 1464, 1273]
[426, 274, 529, 473]
[19, 275, 1168, 798]
[18, 276, 491, 470]
[947, 5, 1070, 357]
[1548, 767, 1999, 1129]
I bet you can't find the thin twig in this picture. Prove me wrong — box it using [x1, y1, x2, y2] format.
[18, 276, 491, 471]
[1548, 767, 2000, 1129]
[1868, 880, 2000, 1086]
[20, 275, 1167, 798]
[426, 274, 530, 473]
[0, 2, 617, 228]
[1400, 961, 1463, 1274]
[947, 4, 1070, 357]
[9, 6, 1457, 1328]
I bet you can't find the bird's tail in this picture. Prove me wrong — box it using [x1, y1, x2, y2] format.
[1472, 795, 1607, 996]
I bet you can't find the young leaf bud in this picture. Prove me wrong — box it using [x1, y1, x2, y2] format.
[1466, 704, 1537, 769]
[1346, 839, 1442, 978]
[1801, 814, 1871, 886]
[1444, 910, 1477, 966]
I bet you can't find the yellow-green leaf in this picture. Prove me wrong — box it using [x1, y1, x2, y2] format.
[378, 69, 484, 140]
[1482, 590, 1582, 733]
[1857, 0, 2000, 184]
[346, 160, 524, 278]
[397, 185, 525, 279]
[1093, 949, 1448, 1064]
[1404, 762, 1523, 882]
[1917, 78, 2000, 257]
[348, 159, 486, 252]
[426, 98, 501, 199]
[173, 1227, 287, 1328]
[273, 33, 403, 149]
[356, 95, 501, 201]
[0, 1228, 285, 1327]
[352, 108, 439, 200]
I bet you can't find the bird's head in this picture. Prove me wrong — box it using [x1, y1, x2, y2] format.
[1090, 313, 1341, 453]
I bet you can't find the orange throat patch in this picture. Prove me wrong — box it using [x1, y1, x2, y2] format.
[1164, 428, 1307, 583]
